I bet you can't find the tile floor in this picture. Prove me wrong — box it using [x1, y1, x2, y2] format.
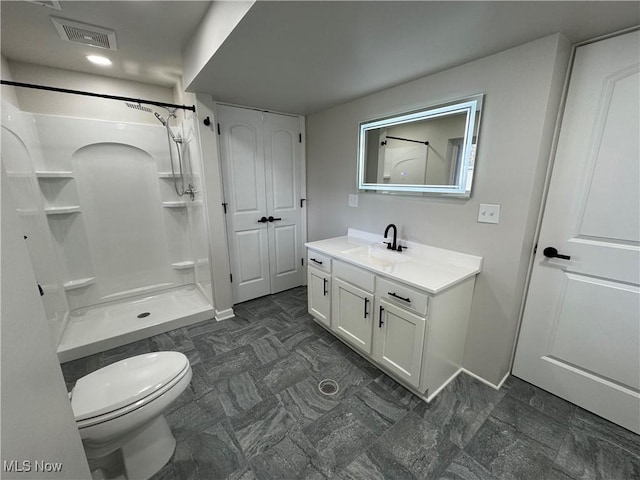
[61, 287, 640, 480]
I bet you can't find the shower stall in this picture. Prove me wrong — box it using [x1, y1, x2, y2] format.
[1, 89, 215, 362]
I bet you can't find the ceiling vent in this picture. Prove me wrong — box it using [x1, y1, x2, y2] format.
[26, 0, 62, 10]
[51, 17, 118, 51]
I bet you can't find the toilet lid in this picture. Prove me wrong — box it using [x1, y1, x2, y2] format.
[71, 351, 189, 422]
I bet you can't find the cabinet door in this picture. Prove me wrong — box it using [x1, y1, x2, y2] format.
[308, 267, 331, 327]
[375, 298, 426, 388]
[332, 277, 374, 355]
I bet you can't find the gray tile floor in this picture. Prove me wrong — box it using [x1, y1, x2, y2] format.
[62, 286, 640, 480]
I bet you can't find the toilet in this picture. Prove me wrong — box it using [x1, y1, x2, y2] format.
[70, 351, 192, 480]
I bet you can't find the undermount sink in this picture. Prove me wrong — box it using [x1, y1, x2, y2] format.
[342, 244, 411, 268]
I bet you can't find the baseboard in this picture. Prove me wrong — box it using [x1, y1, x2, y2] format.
[461, 368, 510, 391]
[215, 307, 235, 321]
[426, 368, 464, 402]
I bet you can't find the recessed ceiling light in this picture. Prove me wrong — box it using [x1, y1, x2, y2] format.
[86, 55, 112, 66]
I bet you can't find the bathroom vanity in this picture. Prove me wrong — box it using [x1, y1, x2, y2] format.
[306, 229, 482, 401]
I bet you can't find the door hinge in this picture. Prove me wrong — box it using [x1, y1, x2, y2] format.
[534, 243, 538, 254]
[230, 273, 233, 283]
[299, 133, 302, 143]
[222, 202, 228, 214]
[301, 257, 304, 266]
[300, 198, 306, 208]
[217, 123, 221, 135]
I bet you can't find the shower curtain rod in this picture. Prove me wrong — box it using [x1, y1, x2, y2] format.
[0, 80, 196, 112]
[381, 135, 429, 146]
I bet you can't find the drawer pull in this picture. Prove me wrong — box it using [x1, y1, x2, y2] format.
[389, 292, 411, 303]
[310, 258, 323, 265]
[364, 298, 369, 318]
[323, 278, 328, 296]
[379, 306, 384, 328]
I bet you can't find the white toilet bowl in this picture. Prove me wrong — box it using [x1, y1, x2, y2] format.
[70, 351, 192, 480]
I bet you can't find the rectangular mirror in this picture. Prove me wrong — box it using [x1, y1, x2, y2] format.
[358, 94, 483, 197]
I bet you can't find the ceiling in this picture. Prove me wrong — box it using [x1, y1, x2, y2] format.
[0, 0, 211, 87]
[2, 1, 639, 115]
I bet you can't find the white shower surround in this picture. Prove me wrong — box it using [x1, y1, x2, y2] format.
[1, 102, 215, 361]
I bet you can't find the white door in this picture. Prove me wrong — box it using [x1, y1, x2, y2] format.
[218, 105, 304, 303]
[375, 299, 426, 388]
[332, 277, 374, 355]
[263, 111, 304, 293]
[513, 31, 640, 434]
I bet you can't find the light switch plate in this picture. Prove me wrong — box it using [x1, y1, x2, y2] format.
[478, 204, 501, 224]
[348, 194, 359, 207]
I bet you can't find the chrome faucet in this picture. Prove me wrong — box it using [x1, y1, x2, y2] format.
[383, 224, 398, 251]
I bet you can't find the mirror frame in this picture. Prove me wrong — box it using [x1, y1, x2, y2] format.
[357, 94, 483, 197]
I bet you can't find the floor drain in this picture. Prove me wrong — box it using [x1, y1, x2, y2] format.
[318, 379, 339, 396]
[137, 312, 151, 318]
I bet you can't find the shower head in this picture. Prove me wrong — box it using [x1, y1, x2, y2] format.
[125, 102, 152, 113]
[154, 112, 167, 126]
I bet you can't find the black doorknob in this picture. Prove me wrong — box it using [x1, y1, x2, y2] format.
[543, 247, 571, 260]
[268, 216, 282, 222]
[257, 216, 268, 223]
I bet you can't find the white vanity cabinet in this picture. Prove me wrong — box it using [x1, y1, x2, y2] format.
[374, 278, 428, 388]
[306, 251, 332, 327]
[331, 260, 376, 355]
[305, 230, 482, 402]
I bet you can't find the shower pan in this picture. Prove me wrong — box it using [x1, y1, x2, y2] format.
[1, 92, 215, 363]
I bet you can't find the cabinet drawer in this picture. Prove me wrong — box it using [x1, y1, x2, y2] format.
[377, 277, 429, 316]
[333, 260, 375, 293]
[307, 249, 332, 273]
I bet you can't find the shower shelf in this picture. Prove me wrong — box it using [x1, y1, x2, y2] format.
[162, 201, 188, 208]
[16, 208, 39, 215]
[45, 206, 81, 215]
[63, 277, 95, 291]
[36, 171, 74, 179]
[171, 261, 195, 269]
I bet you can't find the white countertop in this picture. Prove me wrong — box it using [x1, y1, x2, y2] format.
[305, 229, 482, 294]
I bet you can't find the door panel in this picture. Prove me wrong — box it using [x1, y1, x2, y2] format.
[263, 112, 303, 293]
[332, 278, 373, 354]
[308, 267, 330, 327]
[218, 105, 270, 303]
[375, 299, 425, 388]
[547, 274, 639, 389]
[513, 31, 640, 433]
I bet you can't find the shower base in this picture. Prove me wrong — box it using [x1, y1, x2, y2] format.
[57, 284, 214, 363]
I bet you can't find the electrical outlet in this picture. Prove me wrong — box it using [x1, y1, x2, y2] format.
[478, 204, 501, 224]
[348, 194, 359, 207]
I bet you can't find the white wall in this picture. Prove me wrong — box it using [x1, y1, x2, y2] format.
[194, 95, 234, 319]
[1, 163, 91, 479]
[306, 34, 572, 385]
[7, 61, 175, 124]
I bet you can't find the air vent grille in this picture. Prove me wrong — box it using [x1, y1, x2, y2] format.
[51, 17, 117, 51]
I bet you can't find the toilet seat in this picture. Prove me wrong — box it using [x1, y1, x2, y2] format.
[72, 352, 189, 428]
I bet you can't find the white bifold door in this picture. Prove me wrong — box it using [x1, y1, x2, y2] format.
[513, 30, 639, 433]
[218, 105, 305, 304]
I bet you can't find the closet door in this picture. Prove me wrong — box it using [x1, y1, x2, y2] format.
[218, 105, 271, 303]
[263, 112, 304, 293]
[218, 105, 304, 304]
